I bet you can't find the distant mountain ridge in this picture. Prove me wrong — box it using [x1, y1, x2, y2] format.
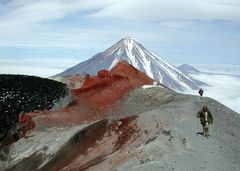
[177, 64, 200, 75]
[57, 37, 203, 91]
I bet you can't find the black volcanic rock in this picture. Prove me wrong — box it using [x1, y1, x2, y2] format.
[0, 74, 68, 142]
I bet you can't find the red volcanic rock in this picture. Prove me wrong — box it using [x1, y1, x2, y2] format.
[97, 69, 111, 78]
[40, 116, 139, 171]
[19, 112, 36, 136]
[74, 61, 153, 108]
[111, 61, 152, 84]
[22, 61, 154, 129]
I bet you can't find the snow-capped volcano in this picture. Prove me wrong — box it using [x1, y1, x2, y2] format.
[57, 37, 201, 91]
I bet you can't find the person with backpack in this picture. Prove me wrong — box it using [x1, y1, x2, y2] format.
[197, 104, 213, 137]
[198, 89, 203, 100]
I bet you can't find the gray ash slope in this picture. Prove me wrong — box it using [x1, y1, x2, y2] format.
[1, 86, 240, 171]
[116, 88, 240, 171]
[57, 37, 203, 92]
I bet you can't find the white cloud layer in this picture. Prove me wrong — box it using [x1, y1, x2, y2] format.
[0, 0, 114, 29]
[0, 58, 80, 77]
[0, 0, 239, 31]
[192, 64, 240, 77]
[189, 73, 240, 114]
[90, 0, 240, 21]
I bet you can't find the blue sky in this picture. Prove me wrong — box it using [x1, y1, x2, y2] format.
[0, 0, 240, 77]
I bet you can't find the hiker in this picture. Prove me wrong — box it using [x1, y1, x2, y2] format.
[198, 89, 203, 100]
[197, 105, 213, 137]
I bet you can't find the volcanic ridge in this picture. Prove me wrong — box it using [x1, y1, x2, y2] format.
[0, 62, 240, 171]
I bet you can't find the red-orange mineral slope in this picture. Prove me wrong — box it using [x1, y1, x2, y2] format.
[21, 61, 154, 131]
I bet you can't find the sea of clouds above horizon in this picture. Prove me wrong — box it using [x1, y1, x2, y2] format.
[0, 57, 80, 78]
[188, 65, 240, 114]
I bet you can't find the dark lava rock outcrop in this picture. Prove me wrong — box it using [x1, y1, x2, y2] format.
[0, 74, 68, 143]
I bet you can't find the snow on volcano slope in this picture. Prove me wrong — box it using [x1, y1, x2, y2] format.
[57, 37, 201, 92]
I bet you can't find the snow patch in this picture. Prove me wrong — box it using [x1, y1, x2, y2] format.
[142, 81, 163, 89]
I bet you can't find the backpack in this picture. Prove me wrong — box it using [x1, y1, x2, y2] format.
[203, 112, 209, 125]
